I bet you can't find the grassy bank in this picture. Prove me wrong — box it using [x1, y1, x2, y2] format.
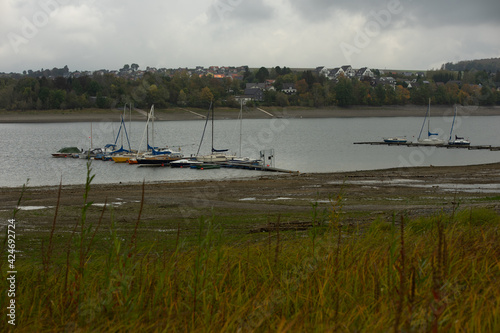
[2, 166, 500, 332]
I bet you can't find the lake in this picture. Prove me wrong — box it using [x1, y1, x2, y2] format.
[1, 115, 499, 188]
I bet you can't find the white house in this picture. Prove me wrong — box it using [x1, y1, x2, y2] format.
[341, 65, 356, 77]
[355, 67, 373, 78]
[281, 83, 297, 95]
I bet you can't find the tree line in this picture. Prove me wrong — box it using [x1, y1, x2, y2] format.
[0, 66, 498, 111]
[442, 57, 500, 72]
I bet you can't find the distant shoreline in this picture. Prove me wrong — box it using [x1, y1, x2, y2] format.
[1, 105, 499, 123]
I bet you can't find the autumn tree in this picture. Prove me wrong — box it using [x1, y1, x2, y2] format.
[200, 87, 214, 106]
[295, 79, 308, 95]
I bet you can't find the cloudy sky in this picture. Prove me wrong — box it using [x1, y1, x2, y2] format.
[1, 0, 499, 73]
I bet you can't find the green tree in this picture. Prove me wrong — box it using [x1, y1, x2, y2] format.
[479, 86, 495, 106]
[255, 67, 270, 83]
[96, 92, 109, 109]
[177, 89, 187, 106]
[49, 89, 66, 109]
[311, 82, 325, 107]
[434, 85, 448, 104]
[295, 79, 308, 95]
[275, 92, 289, 107]
[334, 76, 353, 107]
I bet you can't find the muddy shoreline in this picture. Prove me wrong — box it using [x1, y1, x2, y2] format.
[2, 163, 500, 232]
[1, 105, 500, 123]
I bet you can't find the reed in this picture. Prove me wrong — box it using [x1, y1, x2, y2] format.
[2, 174, 500, 332]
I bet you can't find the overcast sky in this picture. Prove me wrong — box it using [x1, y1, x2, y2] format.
[1, 0, 499, 73]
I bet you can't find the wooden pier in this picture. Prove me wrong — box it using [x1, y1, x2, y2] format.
[218, 161, 299, 174]
[138, 160, 299, 173]
[354, 141, 500, 151]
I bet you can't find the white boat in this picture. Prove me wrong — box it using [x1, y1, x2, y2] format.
[170, 159, 203, 168]
[417, 99, 446, 145]
[196, 153, 236, 163]
[135, 105, 184, 163]
[448, 106, 471, 146]
[383, 137, 407, 143]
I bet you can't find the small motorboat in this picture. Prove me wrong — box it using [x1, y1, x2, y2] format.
[52, 147, 81, 158]
[383, 137, 407, 143]
[448, 135, 471, 146]
[170, 159, 203, 168]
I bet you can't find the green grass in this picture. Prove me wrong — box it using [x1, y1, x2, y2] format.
[1, 168, 500, 332]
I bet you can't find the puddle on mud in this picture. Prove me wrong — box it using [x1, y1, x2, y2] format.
[239, 198, 257, 201]
[329, 179, 500, 193]
[92, 202, 124, 207]
[239, 197, 294, 201]
[18, 206, 54, 211]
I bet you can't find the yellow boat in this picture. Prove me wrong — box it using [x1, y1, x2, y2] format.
[111, 153, 137, 163]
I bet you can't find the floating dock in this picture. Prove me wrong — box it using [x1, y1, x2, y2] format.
[138, 160, 299, 173]
[354, 142, 500, 151]
[218, 161, 299, 173]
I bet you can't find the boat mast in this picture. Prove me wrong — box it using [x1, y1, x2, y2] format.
[449, 105, 457, 141]
[152, 104, 155, 149]
[196, 101, 212, 156]
[239, 99, 243, 157]
[211, 100, 214, 153]
[417, 99, 429, 141]
[427, 98, 431, 138]
[137, 105, 154, 157]
[122, 104, 127, 148]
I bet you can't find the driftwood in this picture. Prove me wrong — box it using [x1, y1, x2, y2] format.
[249, 220, 317, 233]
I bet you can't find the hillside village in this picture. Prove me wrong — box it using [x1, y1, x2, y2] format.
[1, 62, 499, 110]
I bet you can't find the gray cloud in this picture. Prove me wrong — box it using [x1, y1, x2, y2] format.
[287, 0, 500, 27]
[0, 0, 498, 73]
[207, 0, 275, 25]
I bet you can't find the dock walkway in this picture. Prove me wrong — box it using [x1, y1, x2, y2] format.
[354, 141, 500, 151]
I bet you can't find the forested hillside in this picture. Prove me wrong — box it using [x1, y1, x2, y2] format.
[442, 57, 500, 72]
[0, 65, 498, 111]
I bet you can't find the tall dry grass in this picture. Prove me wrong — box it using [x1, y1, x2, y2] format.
[1, 166, 500, 332]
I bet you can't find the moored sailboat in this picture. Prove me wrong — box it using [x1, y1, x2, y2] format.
[135, 105, 184, 165]
[417, 99, 446, 145]
[448, 105, 471, 146]
[195, 101, 236, 162]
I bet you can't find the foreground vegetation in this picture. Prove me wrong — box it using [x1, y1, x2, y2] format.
[1, 171, 500, 332]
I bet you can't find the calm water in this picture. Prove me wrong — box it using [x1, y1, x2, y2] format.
[1, 116, 499, 188]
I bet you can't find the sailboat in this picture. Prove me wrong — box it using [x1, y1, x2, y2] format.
[195, 101, 236, 163]
[227, 99, 262, 165]
[448, 105, 471, 146]
[79, 122, 102, 159]
[135, 105, 183, 165]
[417, 99, 446, 145]
[111, 104, 137, 163]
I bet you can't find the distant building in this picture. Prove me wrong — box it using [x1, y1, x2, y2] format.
[281, 83, 297, 95]
[244, 87, 264, 101]
[341, 65, 356, 77]
[355, 67, 373, 78]
[327, 68, 344, 80]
